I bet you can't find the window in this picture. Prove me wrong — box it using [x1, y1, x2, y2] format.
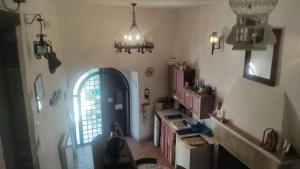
[73, 68, 103, 145]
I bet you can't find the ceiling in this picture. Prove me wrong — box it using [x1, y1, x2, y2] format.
[47, 0, 224, 8]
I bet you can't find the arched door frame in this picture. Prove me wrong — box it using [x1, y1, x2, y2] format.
[101, 68, 130, 135]
[72, 68, 130, 145]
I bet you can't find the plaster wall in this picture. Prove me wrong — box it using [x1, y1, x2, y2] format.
[1, 1, 68, 169]
[55, 4, 177, 139]
[173, 1, 300, 168]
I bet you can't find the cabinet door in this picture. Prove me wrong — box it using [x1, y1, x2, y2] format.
[184, 89, 193, 111]
[176, 69, 184, 103]
[168, 66, 177, 95]
[192, 94, 201, 118]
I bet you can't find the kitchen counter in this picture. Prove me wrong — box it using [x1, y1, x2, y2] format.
[154, 109, 214, 144]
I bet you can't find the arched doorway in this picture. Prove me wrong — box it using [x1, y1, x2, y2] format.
[73, 68, 130, 145]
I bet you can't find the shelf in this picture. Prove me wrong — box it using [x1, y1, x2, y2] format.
[210, 114, 300, 164]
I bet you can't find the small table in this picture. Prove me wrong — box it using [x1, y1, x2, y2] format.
[138, 164, 170, 169]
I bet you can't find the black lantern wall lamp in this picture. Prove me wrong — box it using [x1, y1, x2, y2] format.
[114, 3, 154, 54]
[209, 32, 221, 55]
[24, 14, 62, 74]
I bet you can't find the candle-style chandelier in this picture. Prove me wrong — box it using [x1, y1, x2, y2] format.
[114, 3, 154, 54]
[226, 0, 279, 50]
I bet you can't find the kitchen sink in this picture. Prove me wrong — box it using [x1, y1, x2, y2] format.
[165, 114, 184, 120]
[171, 119, 190, 130]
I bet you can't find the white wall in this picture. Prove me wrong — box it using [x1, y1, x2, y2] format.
[1, 1, 68, 169]
[55, 4, 177, 140]
[173, 1, 300, 168]
[129, 72, 140, 140]
[119, 69, 140, 140]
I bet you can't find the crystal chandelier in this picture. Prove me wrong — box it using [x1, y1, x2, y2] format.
[114, 3, 154, 54]
[226, 0, 279, 50]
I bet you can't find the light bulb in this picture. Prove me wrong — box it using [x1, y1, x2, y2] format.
[128, 35, 132, 41]
[124, 35, 128, 40]
[136, 34, 140, 40]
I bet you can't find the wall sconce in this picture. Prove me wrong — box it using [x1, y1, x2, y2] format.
[24, 14, 62, 74]
[24, 14, 52, 59]
[209, 32, 221, 55]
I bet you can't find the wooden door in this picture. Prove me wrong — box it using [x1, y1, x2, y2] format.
[168, 66, 177, 95]
[184, 89, 193, 111]
[100, 68, 130, 136]
[192, 94, 201, 118]
[176, 69, 184, 103]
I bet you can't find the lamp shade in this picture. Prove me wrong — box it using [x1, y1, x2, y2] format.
[48, 52, 62, 74]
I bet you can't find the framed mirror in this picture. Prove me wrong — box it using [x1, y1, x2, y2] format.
[243, 29, 282, 86]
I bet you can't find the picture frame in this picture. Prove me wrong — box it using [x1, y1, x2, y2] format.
[34, 74, 45, 113]
[243, 29, 282, 86]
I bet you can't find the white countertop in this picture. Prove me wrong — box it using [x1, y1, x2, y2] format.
[155, 109, 215, 144]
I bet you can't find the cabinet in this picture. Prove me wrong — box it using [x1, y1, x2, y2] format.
[168, 66, 177, 95]
[160, 120, 176, 164]
[184, 89, 193, 111]
[175, 135, 212, 169]
[168, 66, 195, 104]
[184, 88, 215, 119]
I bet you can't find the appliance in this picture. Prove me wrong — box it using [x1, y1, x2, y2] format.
[114, 3, 154, 54]
[59, 131, 74, 169]
[176, 135, 211, 169]
[153, 114, 160, 147]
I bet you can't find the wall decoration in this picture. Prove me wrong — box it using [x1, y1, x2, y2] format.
[145, 67, 154, 77]
[49, 89, 63, 106]
[34, 74, 45, 113]
[226, 0, 279, 50]
[243, 29, 281, 86]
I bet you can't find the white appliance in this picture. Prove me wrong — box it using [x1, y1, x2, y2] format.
[59, 131, 74, 169]
[153, 114, 160, 147]
[175, 135, 211, 169]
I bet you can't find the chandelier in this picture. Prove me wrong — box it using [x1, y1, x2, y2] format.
[114, 3, 154, 54]
[226, 0, 279, 50]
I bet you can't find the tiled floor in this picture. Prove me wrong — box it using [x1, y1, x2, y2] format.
[74, 137, 174, 169]
[126, 137, 174, 169]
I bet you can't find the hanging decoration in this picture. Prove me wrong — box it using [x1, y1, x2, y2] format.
[24, 14, 62, 74]
[226, 0, 279, 50]
[114, 3, 154, 54]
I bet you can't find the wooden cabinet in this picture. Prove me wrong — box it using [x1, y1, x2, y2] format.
[160, 120, 176, 164]
[184, 88, 215, 119]
[168, 66, 195, 104]
[168, 66, 177, 95]
[184, 89, 193, 111]
[176, 68, 184, 103]
[168, 65, 215, 119]
[192, 94, 201, 117]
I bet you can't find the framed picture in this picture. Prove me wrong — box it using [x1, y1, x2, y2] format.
[34, 74, 45, 113]
[243, 29, 282, 86]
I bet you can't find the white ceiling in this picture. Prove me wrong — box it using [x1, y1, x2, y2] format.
[47, 0, 224, 8]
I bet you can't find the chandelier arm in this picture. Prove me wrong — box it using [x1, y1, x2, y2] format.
[24, 14, 42, 25]
[131, 3, 137, 26]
